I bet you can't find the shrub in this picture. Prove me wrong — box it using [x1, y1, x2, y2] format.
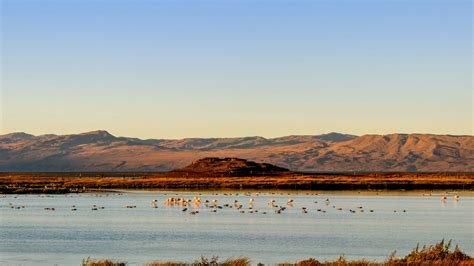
[81, 257, 127, 266]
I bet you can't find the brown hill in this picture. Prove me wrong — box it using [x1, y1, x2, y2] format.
[0, 130, 472, 172]
[169, 157, 289, 177]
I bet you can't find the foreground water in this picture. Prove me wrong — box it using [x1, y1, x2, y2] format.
[1, 190, 473, 265]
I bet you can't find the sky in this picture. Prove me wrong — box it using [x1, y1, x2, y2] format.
[0, 0, 472, 139]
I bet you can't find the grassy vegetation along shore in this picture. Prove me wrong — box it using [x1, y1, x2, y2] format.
[2, 159, 472, 193]
[0, 173, 474, 194]
[1, 172, 473, 194]
[82, 240, 472, 266]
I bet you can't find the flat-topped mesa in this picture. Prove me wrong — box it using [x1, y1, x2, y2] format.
[170, 157, 290, 177]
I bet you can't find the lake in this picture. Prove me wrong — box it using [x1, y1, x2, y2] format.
[1, 190, 473, 265]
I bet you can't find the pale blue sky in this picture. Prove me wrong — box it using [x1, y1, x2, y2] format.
[1, 0, 472, 138]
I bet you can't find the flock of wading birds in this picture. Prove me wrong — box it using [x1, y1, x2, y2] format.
[2, 192, 462, 215]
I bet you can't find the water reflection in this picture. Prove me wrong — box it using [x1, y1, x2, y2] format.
[0, 190, 472, 265]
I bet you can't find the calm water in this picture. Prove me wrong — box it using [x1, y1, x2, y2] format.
[1, 190, 473, 265]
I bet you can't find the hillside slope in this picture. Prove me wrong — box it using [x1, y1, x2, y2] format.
[0, 130, 472, 172]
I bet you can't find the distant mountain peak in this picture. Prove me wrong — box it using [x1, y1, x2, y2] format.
[0, 132, 36, 141]
[316, 132, 356, 142]
[78, 130, 115, 138]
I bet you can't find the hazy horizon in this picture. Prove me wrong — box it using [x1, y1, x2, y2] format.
[2, 129, 473, 140]
[1, 0, 472, 139]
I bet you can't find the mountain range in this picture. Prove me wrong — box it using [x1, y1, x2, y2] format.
[0, 130, 472, 172]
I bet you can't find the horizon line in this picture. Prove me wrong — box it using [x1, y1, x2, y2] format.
[1, 129, 473, 140]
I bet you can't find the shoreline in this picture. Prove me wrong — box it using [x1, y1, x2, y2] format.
[1, 172, 473, 194]
[80, 240, 472, 266]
